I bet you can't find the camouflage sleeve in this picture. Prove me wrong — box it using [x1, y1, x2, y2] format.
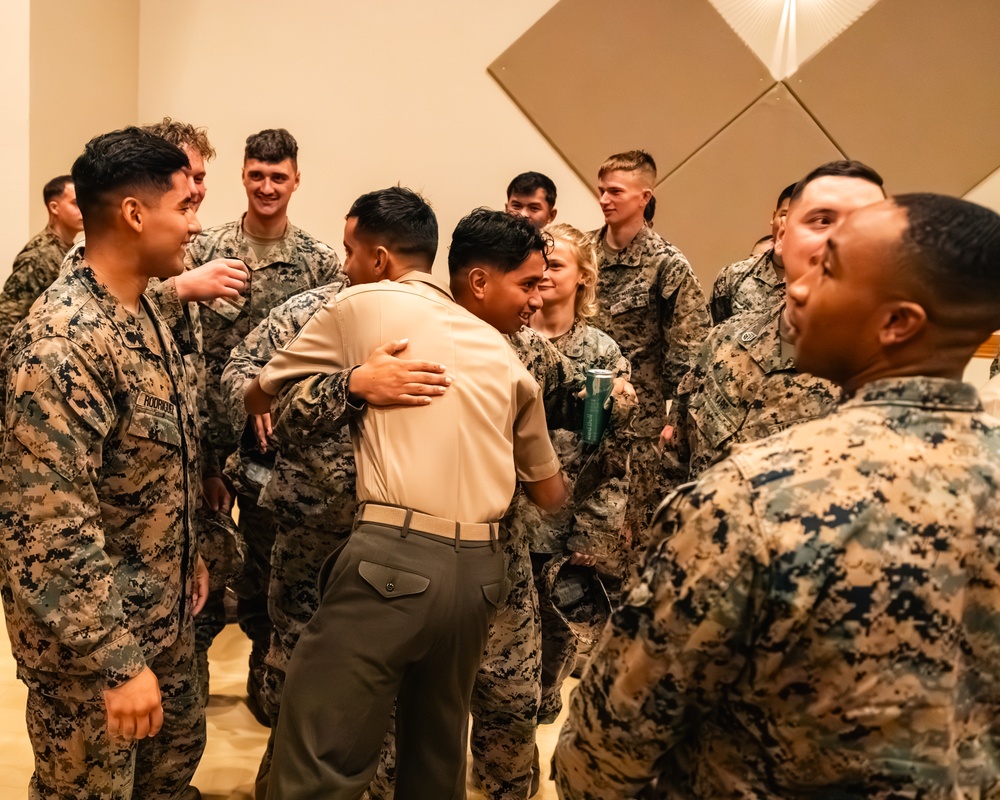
[271, 369, 358, 448]
[2, 337, 146, 684]
[0, 254, 52, 346]
[709, 265, 733, 325]
[659, 261, 711, 403]
[553, 460, 762, 798]
[222, 290, 332, 448]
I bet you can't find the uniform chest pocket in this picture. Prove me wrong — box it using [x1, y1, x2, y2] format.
[201, 294, 245, 322]
[127, 396, 181, 448]
[609, 281, 652, 316]
[688, 391, 742, 450]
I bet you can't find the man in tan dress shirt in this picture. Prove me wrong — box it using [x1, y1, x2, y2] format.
[247, 202, 564, 799]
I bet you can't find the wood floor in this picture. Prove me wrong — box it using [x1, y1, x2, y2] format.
[0, 615, 571, 799]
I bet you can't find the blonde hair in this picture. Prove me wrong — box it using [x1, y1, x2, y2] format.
[597, 149, 656, 186]
[545, 223, 598, 320]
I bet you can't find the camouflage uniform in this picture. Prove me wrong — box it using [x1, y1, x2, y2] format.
[220, 281, 355, 799]
[666, 304, 838, 482]
[0, 263, 204, 798]
[510, 321, 631, 727]
[0, 228, 73, 345]
[709, 248, 784, 325]
[187, 215, 341, 698]
[555, 376, 1000, 798]
[588, 225, 710, 551]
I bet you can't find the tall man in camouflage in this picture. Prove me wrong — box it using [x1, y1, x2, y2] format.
[709, 181, 794, 324]
[0, 127, 209, 800]
[587, 150, 710, 552]
[0, 175, 83, 345]
[665, 161, 886, 483]
[555, 193, 1000, 798]
[187, 128, 341, 721]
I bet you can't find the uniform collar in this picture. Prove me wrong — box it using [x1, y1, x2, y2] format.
[844, 376, 982, 412]
[595, 224, 655, 267]
[396, 270, 455, 300]
[233, 213, 300, 269]
[749, 249, 783, 289]
[551, 319, 588, 358]
[75, 262, 165, 354]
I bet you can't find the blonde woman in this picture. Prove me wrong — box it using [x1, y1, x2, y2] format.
[515, 222, 633, 731]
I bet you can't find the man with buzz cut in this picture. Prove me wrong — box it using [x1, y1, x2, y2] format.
[0, 127, 209, 799]
[505, 171, 558, 230]
[556, 192, 1000, 799]
[187, 127, 342, 722]
[0, 175, 84, 345]
[587, 149, 710, 554]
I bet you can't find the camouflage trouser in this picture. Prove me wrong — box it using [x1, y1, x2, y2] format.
[529, 552, 578, 725]
[255, 518, 351, 799]
[21, 621, 204, 800]
[236, 490, 277, 709]
[371, 533, 542, 800]
[470, 533, 542, 800]
[627, 437, 668, 559]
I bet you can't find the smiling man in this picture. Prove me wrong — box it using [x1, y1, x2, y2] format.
[186, 127, 341, 722]
[0, 127, 209, 799]
[554, 192, 1000, 798]
[505, 171, 558, 230]
[664, 161, 885, 483]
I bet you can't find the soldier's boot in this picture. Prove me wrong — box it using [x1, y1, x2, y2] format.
[245, 640, 271, 728]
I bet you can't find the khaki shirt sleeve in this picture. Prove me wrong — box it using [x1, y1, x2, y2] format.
[257, 297, 347, 395]
[512, 364, 561, 483]
[2, 338, 145, 684]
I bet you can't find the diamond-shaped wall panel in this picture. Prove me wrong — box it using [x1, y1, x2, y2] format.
[788, 0, 1000, 195]
[657, 83, 844, 290]
[489, 0, 774, 190]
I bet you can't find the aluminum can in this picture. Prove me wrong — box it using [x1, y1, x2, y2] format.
[582, 368, 614, 445]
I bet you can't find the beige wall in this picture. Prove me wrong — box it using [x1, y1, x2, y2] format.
[28, 0, 139, 236]
[0, 0, 31, 282]
[136, 0, 604, 277]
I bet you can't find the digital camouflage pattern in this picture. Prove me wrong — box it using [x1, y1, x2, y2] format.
[666, 304, 838, 482]
[187, 215, 342, 468]
[222, 282, 356, 797]
[555, 376, 1000, 799]
[190, 215, 342, 697]
[507, 321, 632, 728]
[0, 228, 73, 346]
[587, 225, 710, 545]
[22, 622, 203, 799]
[709, 248, 784, 325]
[0, 263, 204, 792]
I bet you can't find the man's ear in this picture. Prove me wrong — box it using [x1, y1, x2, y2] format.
[121, 196, 142, 233]
[548, 207, 558, 224]
[774, 216, 787, 257]
[879, 301, 927, 347]
[373, 246, 389, 277]
[468, 266, 489, 301]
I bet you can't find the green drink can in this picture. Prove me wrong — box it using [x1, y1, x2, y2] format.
[582, 369, 614, 445]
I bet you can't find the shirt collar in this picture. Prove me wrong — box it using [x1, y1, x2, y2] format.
[844, 376, 982, 412]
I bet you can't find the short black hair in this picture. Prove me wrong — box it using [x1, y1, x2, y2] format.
[347, 187, 438, 265]
[71, 127, 189, 228]
[245, 128, 298, 165]
[448, 208, 549, 276]
[776, 182, 796, 209]
[894, 193, 1000, 310]
[43, 175, 73, 207]
[506, 171, 557, 207]
[790, 160, 884, 205]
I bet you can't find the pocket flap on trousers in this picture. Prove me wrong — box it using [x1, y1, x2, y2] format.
[358, 561, 430, 599]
